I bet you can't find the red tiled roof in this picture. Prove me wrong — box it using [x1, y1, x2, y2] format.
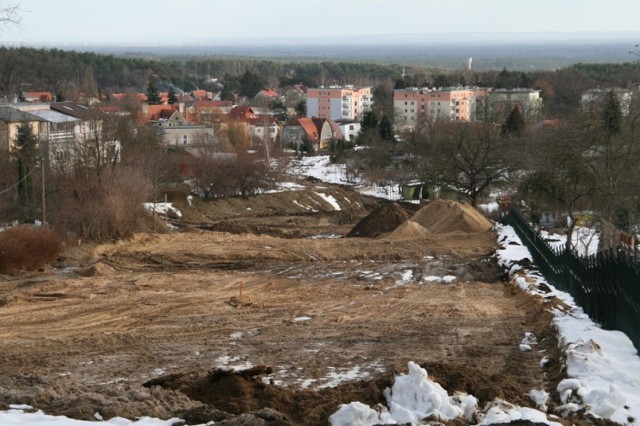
[112, 93, 148, 103]
[24, 91, 54, 102]
[297, 118, 319, 141]
[228, 106, 257, 121]
[195, 100, 233, 108]
[144, 104, 179, 122]
[257, 89, 279, 98]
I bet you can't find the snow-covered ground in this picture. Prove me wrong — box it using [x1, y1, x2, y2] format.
[540, 226, 600, 257]
[288, 155, 402, 201]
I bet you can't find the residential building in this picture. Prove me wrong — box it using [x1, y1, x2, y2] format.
[50, 101, 121, 165]
[393, 87, 482, 129]
[281, 117, 341, 151]
[306, 85, 372, 121]
[27, 109, 80, 167]
[255, 89, 280, 101]
[149, 107, 216, 152]
[228, 106, 280, 145]
[334, 119, 360, 142]
[0, 106, 44, 152]
[189, 100, 233, 126]
[488, 88, 542, 121]
[23, 92, 55, 102]
[581, 88, 633, 116]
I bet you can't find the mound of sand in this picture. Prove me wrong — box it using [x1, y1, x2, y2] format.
[411, 199, 492, 234]
[384, 220, 430, 240]
[347, 203, 411, 238]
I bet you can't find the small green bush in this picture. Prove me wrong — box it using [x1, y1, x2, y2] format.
[0, 225, 61, 274]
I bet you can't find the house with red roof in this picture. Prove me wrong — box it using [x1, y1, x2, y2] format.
[227, 105, 281, 145]
[255, 89, 280, 100]
[189, 100, 233, 126]
[23, 92, 55, 102]
[191, 89, 214, 101]
[280, 117, 341, 151]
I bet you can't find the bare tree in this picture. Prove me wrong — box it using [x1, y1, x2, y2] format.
[427, 121, 512, 207]
[521, 122, 597, 252]
[0, 3, 20, 26]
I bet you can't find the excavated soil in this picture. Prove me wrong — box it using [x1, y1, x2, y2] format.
[412, 199, 493, 234]
[0, 187, 569, 425]
[346, 202, 413, 238]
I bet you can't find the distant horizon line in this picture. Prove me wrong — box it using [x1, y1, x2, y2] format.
[4, 30, 640, 48]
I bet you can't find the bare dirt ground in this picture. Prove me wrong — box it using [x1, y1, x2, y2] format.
[0, 185, 568, 425]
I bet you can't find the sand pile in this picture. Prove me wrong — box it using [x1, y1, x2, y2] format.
[347, 203, 411, 238]
[410, 199, 492, 234]
[384, 220, 430, 240]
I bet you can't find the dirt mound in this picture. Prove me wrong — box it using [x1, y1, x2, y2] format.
[144, 365, 392, 425]
[411, 199, 492, 234]
[347, 203, 411, 238]
[384, 220, 430, 240]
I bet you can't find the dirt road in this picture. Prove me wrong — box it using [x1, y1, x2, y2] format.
[0, 191, 564, 425]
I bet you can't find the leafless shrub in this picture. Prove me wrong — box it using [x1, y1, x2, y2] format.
[0, 225, 60, 274]
[47, 166, 151, 240]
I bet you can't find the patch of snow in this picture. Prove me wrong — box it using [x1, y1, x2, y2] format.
[319, 366, 369, 389]
[315, 192, 341, 211]
[292, 199, 317, 212]
[142, 202, 182, 218]
[0, 409, 184, 425]
[293, 316, 312, 322]
[395, 270, 414, 285]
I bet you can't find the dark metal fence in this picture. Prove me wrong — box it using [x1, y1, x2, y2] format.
[502, 207, 640, 352]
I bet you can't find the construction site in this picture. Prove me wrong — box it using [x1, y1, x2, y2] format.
[0, 183, 577, 425]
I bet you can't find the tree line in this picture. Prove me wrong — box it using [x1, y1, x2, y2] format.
[1, 46, 640, 117]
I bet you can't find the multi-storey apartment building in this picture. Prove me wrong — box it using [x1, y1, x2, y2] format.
[393, 87, 484, 129]
[306, 85, 372, 121]
[581, 88, 634, 117]
[487, 88, 542, 121]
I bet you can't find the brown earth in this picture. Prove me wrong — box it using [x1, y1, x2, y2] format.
[0, 185, 568, 425]
[346, 202, 413, 238]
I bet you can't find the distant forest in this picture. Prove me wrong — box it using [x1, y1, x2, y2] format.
[1, 46, 639, 117]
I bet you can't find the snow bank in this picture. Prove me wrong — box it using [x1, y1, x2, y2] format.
[496, 223, 640, 425]
[0, 409, 183, 425]
[330, 362, 475, 426]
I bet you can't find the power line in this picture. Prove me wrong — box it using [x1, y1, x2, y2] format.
[0, 162, 39, 195]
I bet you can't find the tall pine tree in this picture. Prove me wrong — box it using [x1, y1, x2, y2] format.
[501, 106, 526, 136]
[15, 123, 37, 212]
[146, 79, 162, 105]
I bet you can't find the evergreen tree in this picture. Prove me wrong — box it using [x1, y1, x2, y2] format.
[360, 110, 379, 133]
[601, 90, 621, 136]
[167, 87, 178, 105]
[15, 123, 37, 212]
[378, 115, 395, 142]
[146, 79, 162, 105]
[239, 70, 268, 99]
[501, 106, 526, 136]
[295, 100, 306, 117]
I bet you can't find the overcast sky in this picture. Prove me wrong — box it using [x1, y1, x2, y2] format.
[3, 0, 640, 45]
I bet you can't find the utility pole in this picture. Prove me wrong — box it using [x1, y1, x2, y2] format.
[41, 159, 45, 224]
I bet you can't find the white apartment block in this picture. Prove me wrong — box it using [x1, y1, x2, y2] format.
[581, 88, 633, 117]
